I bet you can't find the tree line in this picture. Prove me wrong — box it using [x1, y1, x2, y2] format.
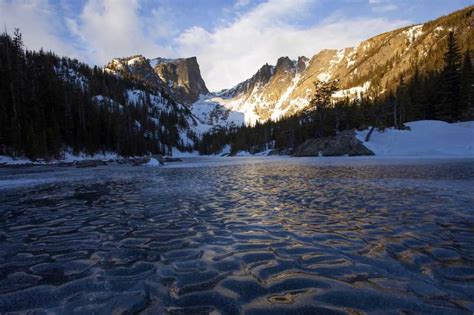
[198, 32, 473, 155]
[0, 30, 195, 160]
[0, 29, 472, 159]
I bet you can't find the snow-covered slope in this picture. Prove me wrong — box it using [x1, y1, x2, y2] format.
[191, 95, 245, 128]
[356, 121, 474, 157]
[207, 6, 473, 124]
[105, 55, 208, 105]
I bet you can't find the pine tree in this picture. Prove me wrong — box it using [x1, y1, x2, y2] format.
[408, 67, 427, 120]
[459, 50, 473, 119]
[307, 80, 339, 137]
[436, 32, 462, 121]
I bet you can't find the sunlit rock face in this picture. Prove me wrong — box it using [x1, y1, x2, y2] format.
[152, 57, 209, 104]
[105, 55, 208, 105]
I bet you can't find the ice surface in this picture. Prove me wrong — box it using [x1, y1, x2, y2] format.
[0, 159, 473, 313]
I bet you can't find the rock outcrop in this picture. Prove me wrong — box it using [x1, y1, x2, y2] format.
[105, 55, 208, 105]
[294, 130, 374, 157]
[152, 57, 208, 104]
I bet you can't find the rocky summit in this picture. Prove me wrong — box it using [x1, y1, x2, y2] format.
[152, 57, 209, 104]
[106, 55, 208, 105]
[105, 6, 473, 127]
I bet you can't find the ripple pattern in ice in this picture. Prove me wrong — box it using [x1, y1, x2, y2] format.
[0, 160, 474, 314]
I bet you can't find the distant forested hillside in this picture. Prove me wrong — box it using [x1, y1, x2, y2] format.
[0, 30, 197, 159]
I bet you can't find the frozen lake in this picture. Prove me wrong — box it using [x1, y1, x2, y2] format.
[0, 157, 474, 313]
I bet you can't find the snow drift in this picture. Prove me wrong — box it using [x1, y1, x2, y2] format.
[356, 120, 474, 157]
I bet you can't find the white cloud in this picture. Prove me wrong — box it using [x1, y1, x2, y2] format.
[372, 4, 398, 13]
[368, 0, 398, 13]
[1, 0, 411, 92]
[177, 0, 409, 91]
[67, 0, 173, 63]
[0, 0, 77, 57]
[235, 0, 251, 8]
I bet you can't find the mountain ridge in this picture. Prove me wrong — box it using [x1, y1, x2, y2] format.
[106, 55, 208, 105]
[213, 5, 473, 124]
[105, 5, 473, 126]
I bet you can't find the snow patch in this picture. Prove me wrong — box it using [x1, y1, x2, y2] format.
[404, 24, 424, 47]
[333, 81, 371, 99]
[253, 149, 273, 156]
[171, 148, 201, 157]
[234, 151, 253, 157]
[304, 58, 311, 69]
[0, 155, 37, 165]
[356, 120, 474, 157]
[54, 65, 88, 91]
[317, 72, 331, 82]
[91, 95, 124, 110]
[145, 158, 162, 166]
[127, 57, 143, 66]
[0, 151, 121, 166]
[271, 73, 301, 121]
[149, 58, 159, 68]
[190, 95, 245, 132]
[63, 151, 120, 162]
[218, 144, 231, 156]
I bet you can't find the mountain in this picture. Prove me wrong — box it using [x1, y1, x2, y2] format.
[106, 55, 208, 105]
[210, 5, 473, 124]
[213, 56, 310, 123]
[152, 57, 208, 104]
[104, 6, 472, 128]
[105, 55, 243, 129]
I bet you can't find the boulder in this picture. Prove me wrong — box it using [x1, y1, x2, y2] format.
[295, 130, 374, 157]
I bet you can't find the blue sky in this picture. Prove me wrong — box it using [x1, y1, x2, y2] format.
[1, 0, 472, 90]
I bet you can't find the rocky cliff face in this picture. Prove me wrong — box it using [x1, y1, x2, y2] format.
[211, 56, 310, 123]
[211, 6, 473, 124]
[106, 55, 163, 89]
[152, 57, 208, 104]
[105, 55, 208, 105]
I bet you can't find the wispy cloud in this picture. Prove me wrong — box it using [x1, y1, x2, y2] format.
[368, 0, 398, 13]
[2, 0, 428, 91]
[234, 0, 252, 8]
[0, 0, 77, 57]
[66, 0, 173, 62]
[177, 0, 409, 90]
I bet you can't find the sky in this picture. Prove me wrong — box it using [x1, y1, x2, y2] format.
[1, 0, 472, 91]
